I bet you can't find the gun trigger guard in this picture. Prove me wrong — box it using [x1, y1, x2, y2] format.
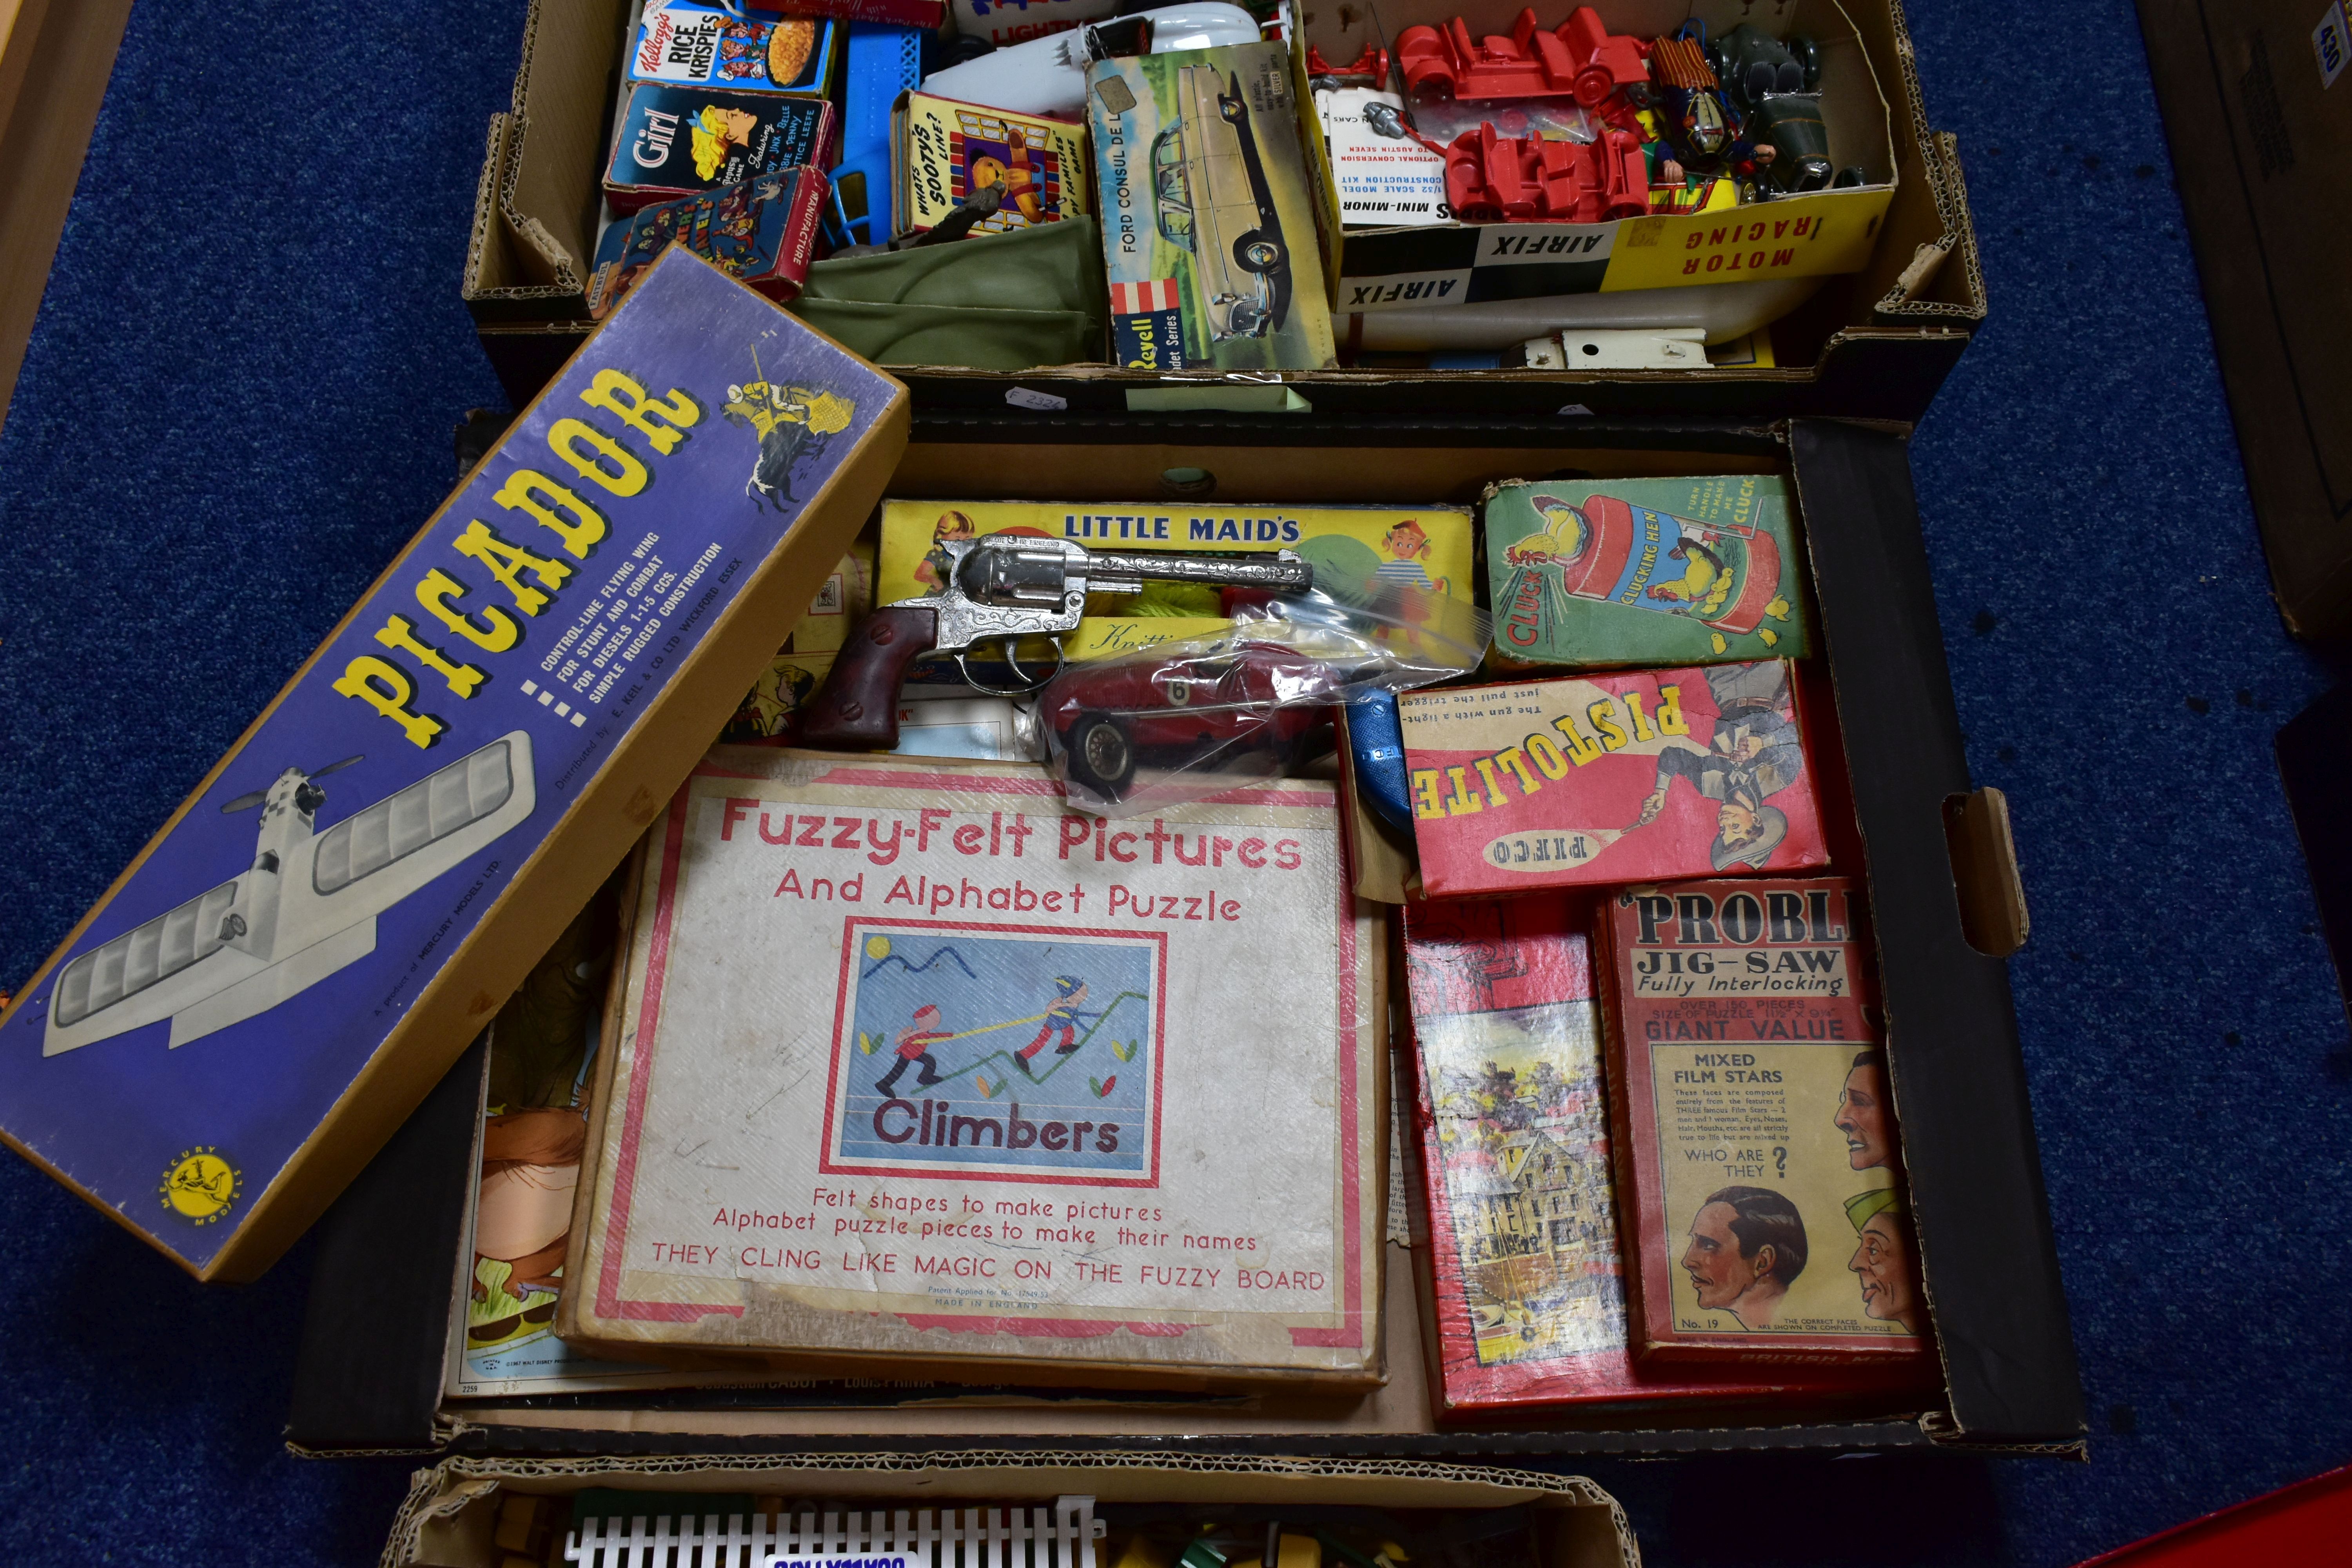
[955, 641, 1064, 698]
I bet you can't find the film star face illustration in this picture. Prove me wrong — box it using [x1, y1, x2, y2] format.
[1845, 1190, 1921, 1335]
[1835, 1049, 1893, 1170]
[1681, 1183, 1807, 1328]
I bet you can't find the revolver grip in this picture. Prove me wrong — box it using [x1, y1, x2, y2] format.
[800, 606, 938, 750]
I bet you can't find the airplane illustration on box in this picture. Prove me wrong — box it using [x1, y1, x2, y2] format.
[41, 731, 537, 1057]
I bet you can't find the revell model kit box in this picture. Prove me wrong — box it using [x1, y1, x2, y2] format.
[1088, 42, 1338, 370]
[1396, 663, 1828, 898]
[876, 499, 1474, 674]
[0, 250, 907, 1281]
[629, 1, 840, 97]
[1486, 475, 1812, 670]
[891, 92, 1091, 238]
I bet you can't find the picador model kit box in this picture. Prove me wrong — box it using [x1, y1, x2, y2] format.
[559, 748, 1385, 1386]
[605, 85, 836, 213]
[876, 499, 1474, 678]
[1598, 877, 1932, 1366]
[1397, 663, 1828, 898]
[1088, 41, 1339, 371]
[1400, 892, 1854, 1419]
[1485, 476, 1812, 670]
[893, 92, 1091, 238]
[0, 249, 908, 1281]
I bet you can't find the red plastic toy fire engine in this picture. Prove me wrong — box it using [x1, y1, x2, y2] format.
[1395, 5, 1650, 122]
[1426, 122, 1650, 224]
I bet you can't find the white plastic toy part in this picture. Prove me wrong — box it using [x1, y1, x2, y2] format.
[1339, 274, 1827, 351]
[920, 3, 1260, 116]
[566, 1495, 1105, 1568]
[1516, 327, 1707, 370]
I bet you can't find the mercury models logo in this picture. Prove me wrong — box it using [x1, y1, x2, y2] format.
[820, 919, 1163, 1187]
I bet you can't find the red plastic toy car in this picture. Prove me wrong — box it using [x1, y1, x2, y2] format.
[1045, 642, 1329, 799]
[1396, 5, 1650, 120]
[1434, 122, 1650, 224]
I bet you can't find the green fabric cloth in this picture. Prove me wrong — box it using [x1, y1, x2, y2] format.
[792, 217, 1108, 371]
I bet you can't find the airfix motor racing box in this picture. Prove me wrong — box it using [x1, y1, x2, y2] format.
[604, 85, 836, 214]
[558, 749, 1386, 1387]
[1484, 475, 1813, 670]
[0, 250, 907, 1281]
[1088, 41, 1339, 371]
[1597, 877, 1934, 1370]
[1396, 663, 1828, 898]
[628, 0, 840, 98]
[589, 170, 831, 318]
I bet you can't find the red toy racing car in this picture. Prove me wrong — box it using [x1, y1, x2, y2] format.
[1396, 5, 1650, 123]
[1429, 122, 1650, 224]
[1044, 642, 1330, 800]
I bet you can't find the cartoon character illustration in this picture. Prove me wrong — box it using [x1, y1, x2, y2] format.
[721, 345, 854, 510]
[42, 734, 537, 1057]
[1645, 535, 1733, 614]
[954, 111, 1056, 229]
[1836, 1047, 1895, 1171]
[1844, 1187, 1922, 1335]
[875, 1002, 953, 1095]
[469, 1107, 586, 1348]
[691, 104, 761, 180]
[1633, 661, 1806, 871]
[1681, 1183, 1806, 1329]
[1014, 975, 1089, 1077]
[916, 510, 978, 591]
[1376, 518, 1444, 593]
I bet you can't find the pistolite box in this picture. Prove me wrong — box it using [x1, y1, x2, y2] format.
[0, 248, 908, 1282]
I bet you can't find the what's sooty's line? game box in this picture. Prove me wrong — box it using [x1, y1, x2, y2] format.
[558, 749, 1387, 1388]
[0, 248, 908, 1281]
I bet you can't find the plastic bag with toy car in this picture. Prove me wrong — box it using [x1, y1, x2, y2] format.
[1041, 583, 1488, 817]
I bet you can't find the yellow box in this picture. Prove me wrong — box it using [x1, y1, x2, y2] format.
[876, 498, 1475, 670]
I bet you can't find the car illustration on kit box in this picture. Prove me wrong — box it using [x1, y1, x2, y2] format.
[1089, 42, 1336, 370]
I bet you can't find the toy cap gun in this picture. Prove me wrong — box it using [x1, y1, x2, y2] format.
[800, 535, 1315, 750]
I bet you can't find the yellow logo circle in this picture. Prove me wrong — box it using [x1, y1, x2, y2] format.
[158, 1147, 240, 1225]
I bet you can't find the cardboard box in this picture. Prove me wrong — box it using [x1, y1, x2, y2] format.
[895, 92, 1092, 239]
[556, 750, 1387, 1388]
[588, 168, 831, 317]
[461, 0, 1985, 420]
[0, 249, 908, 1282]
[603, 84, 835, 214]
[875, 498, 1476, 677]
[2137, 1, 2352, 640]
[627, 2, 839, 97]
[289, 421, 2081, 1456]
[376, 1456, 1639, 1568]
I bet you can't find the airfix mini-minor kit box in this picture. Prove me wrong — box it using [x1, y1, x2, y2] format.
[0, 249, 907, 1281]
[1485, 475, 1812, 670]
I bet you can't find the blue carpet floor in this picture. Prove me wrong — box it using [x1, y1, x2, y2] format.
[0, 1, 2341, 1563]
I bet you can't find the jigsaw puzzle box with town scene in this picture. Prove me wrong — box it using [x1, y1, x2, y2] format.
[0, 251, 907, 1280]
[559, 748, 1386, 1387]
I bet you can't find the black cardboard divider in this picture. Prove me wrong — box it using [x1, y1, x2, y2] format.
[286, 416, 2082, 1458]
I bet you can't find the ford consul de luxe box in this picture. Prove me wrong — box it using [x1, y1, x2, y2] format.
[0, 248, 907, 1282]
